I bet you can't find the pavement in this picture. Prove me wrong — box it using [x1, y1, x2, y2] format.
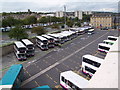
[1, 29, 118, 89]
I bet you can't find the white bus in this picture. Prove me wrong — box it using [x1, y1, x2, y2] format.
[48, 34, 65, 44]
[87, 29, 94, 35]
[36, 36, 48, 50]
[22, 39, 35, 56]
[60, 71, 89, 89]
[107, 36, 118, 41]
[81, 54, 103, 77]
[42, 35, 55, 48]
[103, 40, 115, 45]
[14, 41, 27, 60]
[98, 43, 112, 53]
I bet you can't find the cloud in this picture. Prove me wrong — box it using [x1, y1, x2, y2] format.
[0, 1, 118, 12]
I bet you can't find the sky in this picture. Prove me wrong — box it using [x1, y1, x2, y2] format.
[0, 0, 120, 12]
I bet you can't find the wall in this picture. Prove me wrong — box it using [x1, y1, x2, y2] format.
[1, 37, 36, 57]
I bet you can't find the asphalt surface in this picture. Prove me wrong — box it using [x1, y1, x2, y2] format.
[1, 29, 118, 88]
[18, 30, 118, 88]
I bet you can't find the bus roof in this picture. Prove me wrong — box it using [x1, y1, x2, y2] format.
[14, 41, 26, 48]
[32, 85, 51, 90]
[88, 29, 94, 32]
[61, 71, 89, 88]
[42, 35, 53, 39]
[82, 54, 104, 64]
[103, 40, 116, 43]
[98, 43, 112, 48]
[22, 39, 33, 45]
[0, 64, 23, 85]
[36, 36, 48, 41]
[107, 36, 118, 39]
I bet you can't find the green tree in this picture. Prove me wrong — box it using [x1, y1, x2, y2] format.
[51, 24, 59, 29]
[2, 16, 23, 27]
[75, 22, 81, 27]
[38, 17, 49, 25]
[23, 16, 37, 25]
[66, 20, 74, 27]
[31, 26, 46, 35]
[9, 26, 28, 40]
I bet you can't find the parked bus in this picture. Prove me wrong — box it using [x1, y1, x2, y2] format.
[14, 41, 27, 60]
[0, 64, 24, 89]
[32, 85, 52, 90]
[22, 39, 35, 56]
[98, 43, 112, 53]
[42, 35, 55, 48]
[87, 29, 94, 35]
[48, 34, 65, 44]
[103, 40, 115, 45]
[36, 36, 48, 50]
[107, 36, 118, 41]
[81, 54, 103, 77]
[60, 71, 89, 89]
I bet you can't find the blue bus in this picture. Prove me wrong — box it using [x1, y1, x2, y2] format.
[0, 64, 24, 89]
[32, 85, 52, 90]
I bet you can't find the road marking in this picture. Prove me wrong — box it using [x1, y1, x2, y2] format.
[46, 74, 53, 80]
[55, 68, 62, 73]
[21, 32, 109, 86]
[35, 81, 39, 87]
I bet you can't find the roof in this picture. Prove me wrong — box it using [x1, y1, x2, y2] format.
[107, 36, 118, 39]
[61, 71, 89, 88]
[98, 43, 112, 48]
[36, 36, 47, 41]
[32, 85, 51, 90]
[42, 35, 53, 39]
[22, 39, 33, 45]
[82, 54, 103, 64]
[103, 40, 116, 43]
[14, 41, 26, 48]
[88, 29, 94, 31]
[0, 64, 23, 85]
[87, 36, 119, 88]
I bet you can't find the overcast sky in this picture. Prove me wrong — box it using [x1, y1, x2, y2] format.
[1, 0, 119, 12]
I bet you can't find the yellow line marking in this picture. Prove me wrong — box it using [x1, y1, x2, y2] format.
[26, 70, 31, 76]
[54, 80, 58, 84]
[46, 74, 53, 80]
[35, 81, 39, 87]
[55, 68, 62, 73]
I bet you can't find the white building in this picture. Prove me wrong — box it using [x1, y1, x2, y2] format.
[75, 11, 83, 20]
[83, 11, 92, 15]
[56, 11, 64, 17]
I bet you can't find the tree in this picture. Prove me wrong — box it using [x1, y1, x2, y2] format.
[9, 25, 28, 40]
[2, 16, 24, 27]
[66, 20, 74, 27]
[75, 22, 81, 27]
[38, 17, 49, 25]
[31, 26, 47, 35]
[23, 16, 37, 25]
[51, 24, 59, 29]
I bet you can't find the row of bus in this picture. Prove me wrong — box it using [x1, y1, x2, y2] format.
[14, 39, 35, 60]
[98, 36, 118, 53]
[59, 35, 118, 89]
[36, 26, 94, 50]
[0, 64, 52, 89]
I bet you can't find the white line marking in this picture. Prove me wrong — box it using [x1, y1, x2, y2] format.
[21, 32, 109, 86]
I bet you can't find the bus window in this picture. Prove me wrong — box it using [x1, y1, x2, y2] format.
[85, 66, 96, 74]
[99, 45, 110, 51]
[83, 57, 101, 67]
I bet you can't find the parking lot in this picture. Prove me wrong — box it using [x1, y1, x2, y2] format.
[1, 29, 118, 88]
